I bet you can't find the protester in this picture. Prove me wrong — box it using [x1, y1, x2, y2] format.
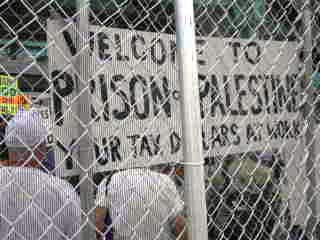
[0, 109, 81, 240]
[95, 168, 187, 240]
[0, 110, 55, 173]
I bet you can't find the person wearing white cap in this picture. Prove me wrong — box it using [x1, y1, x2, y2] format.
[95, 168, 188, 240]
[0, 109, 81, 240]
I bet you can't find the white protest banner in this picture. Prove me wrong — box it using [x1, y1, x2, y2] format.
[48, 19, 302, 175]
[90, 26, 302, 172]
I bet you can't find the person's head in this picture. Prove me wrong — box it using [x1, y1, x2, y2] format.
[4, 109, 48, 168]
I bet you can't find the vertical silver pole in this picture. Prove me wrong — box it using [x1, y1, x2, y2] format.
[302, 0, 318, 239]
[77, 0, 95, 239]
[174, 1, 208, 240]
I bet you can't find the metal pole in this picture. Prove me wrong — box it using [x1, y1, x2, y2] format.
[302, 0, 318, 239]
[174, 1, 209, 240]
[77, 0, 95, 239]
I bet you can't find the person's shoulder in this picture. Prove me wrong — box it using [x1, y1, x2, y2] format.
[153, 171, 174, 183]
[50, 174, 74, 189]
[153, 172, 181, 194]
[0, 166, 44, 178]
[115, 168, 170, 180]
[41, 173, 80, 202]
[108, 169, 157, 188]
[109, 169, 142, 181]
[133, 169, 176, 188]
[0, 167, 79, 201]
[107, 168, 175, 189]
[51, 175, 77, 191]
[111, 168, 155, 181]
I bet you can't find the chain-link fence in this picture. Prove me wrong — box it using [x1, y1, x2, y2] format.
[0, 0, 320, 239]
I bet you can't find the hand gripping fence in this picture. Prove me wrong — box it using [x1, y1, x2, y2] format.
[0, 0, 320, 240]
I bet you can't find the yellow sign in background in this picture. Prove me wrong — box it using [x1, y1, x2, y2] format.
[0, 75, 30, 115]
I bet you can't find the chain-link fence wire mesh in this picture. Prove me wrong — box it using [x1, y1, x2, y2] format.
[0, 0, 320, 239]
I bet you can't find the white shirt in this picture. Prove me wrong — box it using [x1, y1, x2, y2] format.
[96, 169, 184, 240]
[0, 167, 81, 240]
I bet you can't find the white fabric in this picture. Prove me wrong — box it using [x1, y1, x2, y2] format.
[0, 167, 81, 240]
[5, 109, 48, 148]
[96, 169, 184, 240]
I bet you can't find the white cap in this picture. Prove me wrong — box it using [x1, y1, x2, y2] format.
[5, 109, 48, 148]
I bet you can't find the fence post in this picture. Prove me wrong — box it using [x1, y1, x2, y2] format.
[76, 0, 95, 239]
[302, 0, 318, 238]
[174, 1, 209, 240]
